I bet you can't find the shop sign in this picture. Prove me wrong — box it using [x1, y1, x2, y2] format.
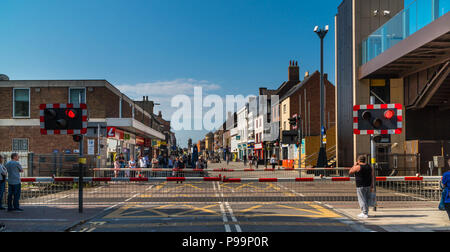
[107, 127, 116, 138]
[144, 138, 152, 147]
[116, 129, 124, 140]
[136, 136, 145, 146]
[255, 143, 263, 149]
[124, 133, 130, 140]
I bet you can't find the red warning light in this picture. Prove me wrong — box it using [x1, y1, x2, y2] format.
[65, 109, 76, 119]
[384, 110, 395, 120]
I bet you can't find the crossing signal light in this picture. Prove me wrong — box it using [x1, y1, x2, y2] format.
[65, 109, 77, 119]
[43, 108, 83, 131]
[384, 110, 395, 120]
[355, 105, 402, 134]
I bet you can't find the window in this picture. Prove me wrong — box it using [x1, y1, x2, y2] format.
[69, 88, 86, 105]
[12, 138, 29, 152]
[13, 88, 30, 118]
[283, 104, 287, 114]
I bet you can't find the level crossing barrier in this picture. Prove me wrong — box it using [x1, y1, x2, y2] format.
[1, 175, 443, 207]
[92, 167, 352, 179]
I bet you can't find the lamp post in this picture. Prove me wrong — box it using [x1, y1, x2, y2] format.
[314, 25, 329, 169]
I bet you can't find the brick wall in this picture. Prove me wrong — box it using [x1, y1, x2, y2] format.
[288, 72, 335, 137]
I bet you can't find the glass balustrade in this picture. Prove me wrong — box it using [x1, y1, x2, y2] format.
[361, 0, 449, 65]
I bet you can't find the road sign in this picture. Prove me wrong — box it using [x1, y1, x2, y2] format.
[107, 127, 116, 138]
[40, 103, 87, 135]
[88, 139, 95, 155]
[353, 104, 403, 135]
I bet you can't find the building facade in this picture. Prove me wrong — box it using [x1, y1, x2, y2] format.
[335, 0, 450, 174]
[0, 78, 166, 175]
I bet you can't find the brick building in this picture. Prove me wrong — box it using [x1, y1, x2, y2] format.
[0, 78, 166, 175]
[279, 70, 336, 166]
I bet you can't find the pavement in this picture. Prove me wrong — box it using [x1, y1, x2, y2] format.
[0, 161, 448, 232]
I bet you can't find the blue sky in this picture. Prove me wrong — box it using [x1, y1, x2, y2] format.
[0, 0, 340, 147]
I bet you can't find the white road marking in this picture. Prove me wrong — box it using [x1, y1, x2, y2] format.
[214, 181, 231, 232]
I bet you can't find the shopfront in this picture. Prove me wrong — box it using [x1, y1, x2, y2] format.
[255, 142, 263, 160]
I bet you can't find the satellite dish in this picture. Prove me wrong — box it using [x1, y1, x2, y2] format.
[0, 74, 10, 81]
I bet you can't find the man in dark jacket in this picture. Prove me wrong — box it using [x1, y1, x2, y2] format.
[349, 155, 373, 219]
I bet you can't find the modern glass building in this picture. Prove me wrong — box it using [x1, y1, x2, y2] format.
[335, 0, 450, 174]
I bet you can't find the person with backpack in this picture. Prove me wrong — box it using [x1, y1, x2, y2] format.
[349, 155, 373, 219]
[441, 159, 450, 220]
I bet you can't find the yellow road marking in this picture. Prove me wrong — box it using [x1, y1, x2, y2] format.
[238, 205, 263, 213]
[173, 204, 219, 216]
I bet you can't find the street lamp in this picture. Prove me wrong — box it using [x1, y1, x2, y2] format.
[314, 25, 329, 169]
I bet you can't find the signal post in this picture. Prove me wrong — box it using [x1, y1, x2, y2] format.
[353, 100, 403, 212]
[40, 103, 88, 213]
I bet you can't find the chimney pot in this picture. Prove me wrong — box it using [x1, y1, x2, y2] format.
[288, 60, 300, 82]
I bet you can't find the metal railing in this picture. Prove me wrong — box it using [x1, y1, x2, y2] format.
[1, 175, 442, 207]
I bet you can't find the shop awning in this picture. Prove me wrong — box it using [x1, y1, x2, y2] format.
[106, 118, 165, 140]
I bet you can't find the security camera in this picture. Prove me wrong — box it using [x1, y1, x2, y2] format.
[383, 10, 391, 16]
[314, 26, 319, 32]
[373, 10, 379, 16]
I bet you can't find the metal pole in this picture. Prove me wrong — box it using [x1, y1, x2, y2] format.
[316, 30, 327, 169]
[78, 135, 84, 213]
[370, 96, 377, 212]
[320, 35, 324, 149]
[298, 117, 302, 169]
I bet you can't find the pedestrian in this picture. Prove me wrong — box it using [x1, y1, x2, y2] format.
[270, 155, 277, 169]
[127, 157, 136, 177]
[441, 159, 450, 220]
[0, 155, 7, 210]
[226, 152, 230, 166]
[118, 153, 126, 177]
[248, 154, 253, 169]
[113, 157, 120, 178]
[175, 157, 184, 184]
[168, 156, 174, 169]
[255, 156, 259, 169]
[349, 155, 373, 219]
[6, 153, 24, 212]
[138, 155, 147, 177]
[151, 154, 159, 168]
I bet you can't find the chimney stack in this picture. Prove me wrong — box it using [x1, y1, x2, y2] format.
[288, 60, 300, 82]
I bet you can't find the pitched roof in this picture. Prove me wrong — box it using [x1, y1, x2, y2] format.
[280, 71, 319, 101]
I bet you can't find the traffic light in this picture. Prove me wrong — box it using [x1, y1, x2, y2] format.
[353, 104, 403, 135]
[40, 104, 87, 135]
[289, 117, 297, 126]
[73, 135, 82, 142]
